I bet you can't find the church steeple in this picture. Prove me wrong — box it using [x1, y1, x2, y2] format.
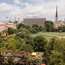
[55, 6, 58, 22]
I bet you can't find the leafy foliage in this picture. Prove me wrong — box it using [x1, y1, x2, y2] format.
[32, 35, 47, 52]
[0, 22, 65, 65]
[44, 21, 54, 32]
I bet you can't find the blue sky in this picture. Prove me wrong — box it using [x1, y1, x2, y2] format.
[0, 0, 65, 21]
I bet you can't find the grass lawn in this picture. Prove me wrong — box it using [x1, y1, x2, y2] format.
[31, 32, 65, 39]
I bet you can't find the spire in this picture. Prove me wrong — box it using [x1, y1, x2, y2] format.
[55, 6, 58, 22]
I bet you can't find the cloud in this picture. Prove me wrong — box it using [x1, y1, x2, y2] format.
[0, 2, 23, 21]
[14, 0, 21, 4]
[0, 0, 65, 21]
[0, 3, 12, 12]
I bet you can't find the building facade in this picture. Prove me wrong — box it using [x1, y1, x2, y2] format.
[23, 18, 46, 26]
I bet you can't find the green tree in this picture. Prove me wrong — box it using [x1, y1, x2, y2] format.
[0, 37, 4, 48]
[31, 24, 45, 33]
[5, 35, 25, 51]
[58, 25, 65, 32]
[20, 44, 33, 52]
[44, 21, 54, 32]
[33, 35, 47, 52]
[44, 37, 65, 65]
[17, 23, 26, 29]
[16, 27, 31, 39]
[7, 28, 16, 35]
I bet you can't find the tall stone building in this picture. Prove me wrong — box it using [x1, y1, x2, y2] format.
[23, 18, 46, 26]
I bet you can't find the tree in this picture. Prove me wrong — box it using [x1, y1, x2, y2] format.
[31, 24, 45, 33]
[7, 28, 16, 35]
[5, 35, 26, 51]
[33, 35, 47, 52]
[44, 21, 54, 32]
[17, 23, 26, 29]
[0, 33, 7, 50]
[16, 27, 31, 39]
[0, 37, 4, 48]
[58, 25, 65, 32]
[5, 36, 17, 51]
[44, 37, 65, 65]
[17, 23, 31, 32]
[20, 44, 33, 52]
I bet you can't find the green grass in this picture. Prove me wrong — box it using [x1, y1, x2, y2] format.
[31, 32, 65, 39]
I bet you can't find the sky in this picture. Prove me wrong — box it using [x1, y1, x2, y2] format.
[0, 0, 65, 22]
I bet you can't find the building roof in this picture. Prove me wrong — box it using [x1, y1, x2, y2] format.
[0, 23, 16, 32]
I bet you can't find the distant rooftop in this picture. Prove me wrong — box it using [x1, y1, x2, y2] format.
[0, 23, 16, 32]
